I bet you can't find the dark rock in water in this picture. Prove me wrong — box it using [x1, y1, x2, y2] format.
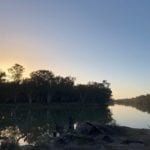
[54, 137, 68, 145]
[97, 125, 116, 135]
[122, 139, 144, 145]
[76, 122, 118, 138]
[76, 122, 104, 136]
[102, 135, 114, 143]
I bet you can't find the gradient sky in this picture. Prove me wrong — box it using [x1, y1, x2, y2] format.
[1, 0, 150, 99]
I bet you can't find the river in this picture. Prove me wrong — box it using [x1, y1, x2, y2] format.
[110, 104, 150, 129]
[0, 104, 150, 145]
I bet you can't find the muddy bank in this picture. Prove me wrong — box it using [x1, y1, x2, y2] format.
[1, 122, 150, 150]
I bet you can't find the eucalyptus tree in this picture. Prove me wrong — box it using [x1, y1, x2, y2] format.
[8, 64, 25, 83]
[0, 70, 6, 83]
[0, 70, 6, 103]
[52, 76, 76, 102]
[0, 64, 112, 105]
[22, 78, 35, 104]
[7, 64, 25, 103]
[102, 80, 110, 88]
[30, 70, 54, 104]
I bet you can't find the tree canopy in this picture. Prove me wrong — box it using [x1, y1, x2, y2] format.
[8, 63, 25, 83]
[0, 64, 112, 105]
[0, 70, 6, 83]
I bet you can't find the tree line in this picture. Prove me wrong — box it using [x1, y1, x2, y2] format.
[115, 94, 150, 113]
[0, 64, 112, 105]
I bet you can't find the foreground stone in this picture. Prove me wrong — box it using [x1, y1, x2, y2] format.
[1, 122, 150, 150]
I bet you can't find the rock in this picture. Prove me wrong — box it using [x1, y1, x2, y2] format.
[102, 135, 114, 143]
[76, 122, 104, 136]
[97, 125, 116, 135]
[54, 137, 68, 145]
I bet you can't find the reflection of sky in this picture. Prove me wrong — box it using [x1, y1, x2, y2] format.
[1, 0, 150, 98]
[110, 105, 150, 129]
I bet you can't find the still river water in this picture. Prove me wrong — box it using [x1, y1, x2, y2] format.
[110, 104, 150, 129]
[0, 104, 150, 145]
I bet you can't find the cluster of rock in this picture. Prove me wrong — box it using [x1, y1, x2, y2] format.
[1, 122, 150, 150]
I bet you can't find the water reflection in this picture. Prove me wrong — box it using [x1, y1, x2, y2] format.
[0, 105, 112, 145]
[116, 101, 150, 114]
[110, 104, 150, 129]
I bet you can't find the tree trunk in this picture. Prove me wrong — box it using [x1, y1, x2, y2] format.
[28, 94, 32, 105]
[14, 95, 17, 104]
[47, 94, 52, 104]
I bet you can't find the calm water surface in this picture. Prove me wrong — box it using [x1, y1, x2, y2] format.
[0, 104, 150, 145]
[110, 104, 150, 129]
[0, 105, 112, 145]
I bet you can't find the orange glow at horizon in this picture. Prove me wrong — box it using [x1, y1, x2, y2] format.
[0, 36, 147, 100]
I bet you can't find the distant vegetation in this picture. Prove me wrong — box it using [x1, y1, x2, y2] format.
[0, 64, 112, 105]
[115, 94, 150, 113]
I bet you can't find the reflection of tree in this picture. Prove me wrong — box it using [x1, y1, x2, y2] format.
[0, 70, 6, 83]
[8, 64, 25, 83]
[0, 127, 24, 144]
[116, 94, 150, 114]
[0, 105, 113, 144]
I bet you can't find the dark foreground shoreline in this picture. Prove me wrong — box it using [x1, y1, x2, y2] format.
[1, 122, 150, 150]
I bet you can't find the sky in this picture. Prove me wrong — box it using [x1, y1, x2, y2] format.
[0, 0, 150, 99]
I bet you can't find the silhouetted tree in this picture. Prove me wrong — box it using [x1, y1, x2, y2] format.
[0, 70, 6, 83]
[0, 64, 112, 105]
[22, 79, 34, 104]
[30, 70, 54, 84]
[30, 70, 54, 104]
[8, 64, 25, 83]
[102, 80, 110, 88]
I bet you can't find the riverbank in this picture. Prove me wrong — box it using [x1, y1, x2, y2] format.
[1, 122, 150, 150]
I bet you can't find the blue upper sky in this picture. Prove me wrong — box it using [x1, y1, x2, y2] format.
[0, 0, 150, 98]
